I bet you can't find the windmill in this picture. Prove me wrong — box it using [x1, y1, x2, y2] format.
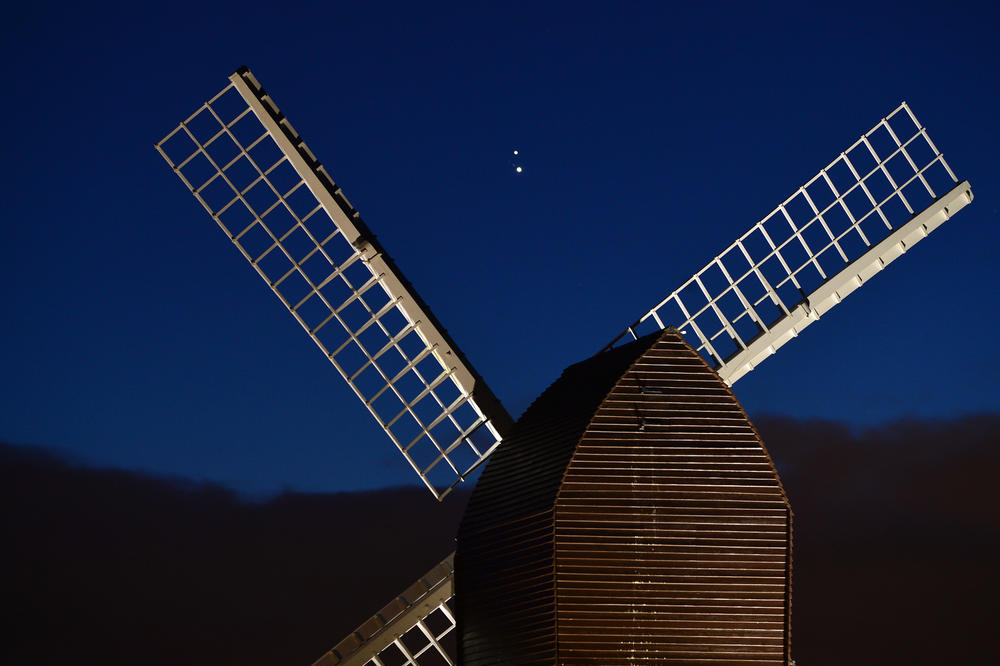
[155, 67, 972, 665]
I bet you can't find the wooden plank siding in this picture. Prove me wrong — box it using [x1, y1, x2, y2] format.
[458, 335, 660, 665]
[458, 329, 792, 664]
[555, 331, 791, 664]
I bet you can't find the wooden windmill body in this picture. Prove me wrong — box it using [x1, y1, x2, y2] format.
[459, 330, 791, 664]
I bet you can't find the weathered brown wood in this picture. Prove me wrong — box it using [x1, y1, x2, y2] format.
[457, 329, 792, 664]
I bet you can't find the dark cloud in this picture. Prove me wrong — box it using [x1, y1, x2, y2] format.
[4, 414, 998, 665]
[3, 444, 469, 666]
[756, 413, 1000, 665]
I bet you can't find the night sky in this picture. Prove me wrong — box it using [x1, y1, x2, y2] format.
[2, 1, 999, 496]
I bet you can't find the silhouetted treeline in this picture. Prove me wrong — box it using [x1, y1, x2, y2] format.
[756, 414, 999, 665]
[4, 414, 998, 665]
[3, 445, 470, 665]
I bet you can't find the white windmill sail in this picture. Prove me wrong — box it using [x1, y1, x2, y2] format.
[312, 555, 457, 666]
[156, 68, 513, 500]
[316, 102, 974, 666]
[605, 102, 972, 383]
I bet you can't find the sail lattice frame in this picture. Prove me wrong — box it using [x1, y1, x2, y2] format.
[606, 102, 972, 384]
[156, 69, 512, 499]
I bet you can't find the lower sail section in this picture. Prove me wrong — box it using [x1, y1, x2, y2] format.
[457, 328, 793, 664]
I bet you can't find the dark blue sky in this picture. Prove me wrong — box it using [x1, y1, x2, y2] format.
[2, 1, 997, 495]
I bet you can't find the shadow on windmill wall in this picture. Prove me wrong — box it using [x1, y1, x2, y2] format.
[4, 413, 999, 666]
